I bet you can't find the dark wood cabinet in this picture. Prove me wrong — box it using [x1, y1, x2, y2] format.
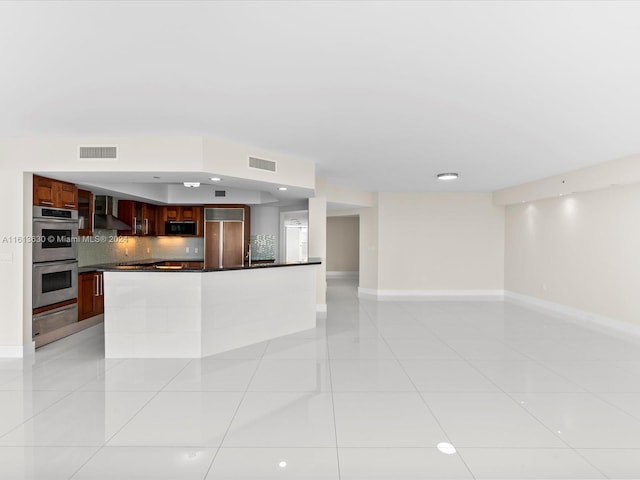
[78, 272, 104, 321]
[33, 175, 56, 207]
[58, 182, 78, 209]
[117, 200, 139, 236]
[181, 206, 197, 221]
[117, 200, 158, 236]
[144, 204, 157, 236]
[33, 175, 78, 209]
[158, 205, 204, 236]
[164, 206, 180, 221]
[78, 189, 94, 236]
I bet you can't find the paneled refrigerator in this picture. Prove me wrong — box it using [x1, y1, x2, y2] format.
[204, 207, 246, 269]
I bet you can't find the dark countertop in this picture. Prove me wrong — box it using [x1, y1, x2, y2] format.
[80, 258, 320, 273]
[78, 259, 203, 274]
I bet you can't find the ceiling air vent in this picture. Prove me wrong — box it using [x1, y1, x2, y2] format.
[78, 145, 118, 160]
[215, 190, 226, 197]
[249, 156, 276, 172]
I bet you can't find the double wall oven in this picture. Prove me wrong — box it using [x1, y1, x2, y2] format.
[32, 206, 79, 343]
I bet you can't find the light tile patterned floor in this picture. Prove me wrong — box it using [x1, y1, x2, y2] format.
[1, 278, 640, 478]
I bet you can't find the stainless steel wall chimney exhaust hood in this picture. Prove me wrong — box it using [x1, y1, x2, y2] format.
[94, 196, 131, 230]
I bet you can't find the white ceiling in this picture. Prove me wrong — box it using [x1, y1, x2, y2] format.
[2, 1, 640, 192]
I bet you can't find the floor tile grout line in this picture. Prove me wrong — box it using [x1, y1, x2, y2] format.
[397, 301, 628, 477]
[200, 339, 270, 480]
[589, 390, 640, 423]
[413, 306, 612, 476]
[0, 331, 131, 447]
[401, 303, 579, 450]
[355, 298, 479, 476]
[571, 448, 611, 479]
[324, 317, 342, 480]
[67, 358, 196, 479]
[412, 302, 631, 478]
[390, 302, 478, 480]
[0, 389, 77, 443]
[320, 286, 638, 477]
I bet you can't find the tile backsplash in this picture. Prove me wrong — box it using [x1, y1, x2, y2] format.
[78, 230, 204, 266]
[153, 236, 204, 261]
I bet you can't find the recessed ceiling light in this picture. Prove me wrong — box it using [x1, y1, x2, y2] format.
[210, 177, 222, 182]
[152, 176, 161, 179]
[183, 182, 200, 188]
[278, 187, 288, 191]
[437, 173, 459, 181]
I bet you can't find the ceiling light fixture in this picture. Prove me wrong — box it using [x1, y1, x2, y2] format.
[210, 177, 222, 182]
[183, 182, 200, 188]
[278, 187, 288, 191]
[437, 172, 459, 181]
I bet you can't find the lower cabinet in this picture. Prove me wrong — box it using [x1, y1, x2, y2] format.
[78, 272, 104, 321]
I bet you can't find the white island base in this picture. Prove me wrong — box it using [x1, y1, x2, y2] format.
[103, 264, 318, 358]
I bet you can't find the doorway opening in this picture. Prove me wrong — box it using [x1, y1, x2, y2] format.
[280, 210, 308, 263]
[326, 215, 360, 280]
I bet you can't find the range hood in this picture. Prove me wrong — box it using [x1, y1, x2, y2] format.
[94, 196, 131, 230]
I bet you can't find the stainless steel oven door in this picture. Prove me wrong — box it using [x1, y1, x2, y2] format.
[33, 218, 79, 262]
[33, 260, 78, 308]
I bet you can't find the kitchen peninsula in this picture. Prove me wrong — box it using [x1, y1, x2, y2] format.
[100, 261, 320, 358]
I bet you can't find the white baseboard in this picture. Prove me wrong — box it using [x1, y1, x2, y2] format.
[327, 271, 359, 279]
[0, 341, 35, 358]
[505, 290, 640, 339]
[358, 287, 505, 301]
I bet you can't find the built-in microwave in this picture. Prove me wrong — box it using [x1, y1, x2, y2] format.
[33, 206, 79, 263]
[164, 221, 197, 235]
[33, 260, 78, 308]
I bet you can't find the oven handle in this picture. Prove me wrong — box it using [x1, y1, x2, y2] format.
[33, 217, 79, 224]
[34, 259, 79, 267]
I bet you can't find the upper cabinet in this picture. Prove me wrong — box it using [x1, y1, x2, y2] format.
[77, 189, 94, 236]
[117, 200, 158, 236]
[158, 206, 204, 236]
[33, 175, 78, 210]
[144, 204, 157, 236]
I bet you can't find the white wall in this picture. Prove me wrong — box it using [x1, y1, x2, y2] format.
[505, 184, 640, 327]
[326, 216, 359, 273]
[358, 203, 380, 292]
[308, 196, 327, 311]
[376, 192, 504, 293]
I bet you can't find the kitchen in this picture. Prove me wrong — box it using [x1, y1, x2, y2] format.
[30, 170, 319, 355]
